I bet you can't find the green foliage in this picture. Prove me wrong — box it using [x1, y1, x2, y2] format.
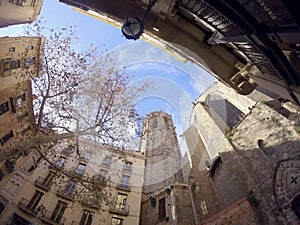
[150, 197, 156, 208]
[294, 125, 300, 135]
[191, 183, 197, 192]
[225, 129, 236, 141]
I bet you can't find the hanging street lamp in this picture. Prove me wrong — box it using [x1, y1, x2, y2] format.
[121, 0, 157, 40]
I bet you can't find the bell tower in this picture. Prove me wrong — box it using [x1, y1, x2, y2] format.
[139, 111, 184, 196]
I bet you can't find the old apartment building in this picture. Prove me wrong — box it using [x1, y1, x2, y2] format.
[0, 0, 43, 28]
[0, 79, 300, 225]
[0, 138, 145, 225]
[0, 36, 44, 158]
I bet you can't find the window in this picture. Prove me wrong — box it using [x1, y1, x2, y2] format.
[14, 93, 26, 109]
[164, 116, 169, 128]
[152, 117, 158, 128]
[21, 126, 31, 135]
[51, 201, 67, 223]
[76, 163, 86, 175]
[0, 169, 4, 181]
[80, 210, 94, 225]
[124, 161, 132, 172]
[0, 202, 5, 215]
[27, 165, 35, 173]
[292, 195, 300, 220]
[62, 145, 74, 155]
[0, 131, 14, 145]
[9, 47, 15, 52]
[97, 170, 107, 184]
[121, 175, 130, 188]
[102, 156, 112, 167]
[3, 59, 20, 71]
[28, 45, 34, 50]
[27, 190, 43, 211]
[116, 193, 127, 211]
[43, 172, 55, 186]
[0, 102, 9, 116]
[65, 180, 77, 194]
[24, 57, 35, 67]
[159, 198, 166, 220]
[80, 151, 92, 161]
[56, 157, 66, 168]
[111, 217, 124, 225]
[17, 111, 29, 120]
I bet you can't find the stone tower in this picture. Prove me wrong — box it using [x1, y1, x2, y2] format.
[139, 111, 184, 196]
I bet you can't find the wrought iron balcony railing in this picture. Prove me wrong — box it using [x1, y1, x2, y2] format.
[56, 189, 74, 201]
[116, 183, 132, 192]
[109, 202, 130, 216]
[71, 221, 80, 225]
[40, 210, 66, 225]
[34, 176, 52, 191]
[18, 197, 38, 216]
[81, 198, 101, 209]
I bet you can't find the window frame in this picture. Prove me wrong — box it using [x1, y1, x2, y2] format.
[27, 190, 43, 211]
[124, 161, 132, 172]
[0, 102, 9, 116]
[9, 47, 15, 53]
[158, 197, 166, 220]
[65, 180, 77, 194]
[3, 59, 20, 71]
[120, 175, 130, 189]
[76, 163, 86, 175]
[56, 156, 66, 168]
[24, 57, 36, 68]
[0, 131, 14, 145]
[51, 200, 67, 223]
[80, 210, 94, 225]
[111, 217, 124, 225]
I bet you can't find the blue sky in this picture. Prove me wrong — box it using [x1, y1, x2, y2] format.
[0, 0, 216, 154]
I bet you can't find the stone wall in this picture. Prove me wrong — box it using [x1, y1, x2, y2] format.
[213, 101, 300, 225]
[141, 111, 184, 198]
[198, 198, 258, 225]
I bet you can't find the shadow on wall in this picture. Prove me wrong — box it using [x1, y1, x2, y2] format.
[208, 139, 300, 225]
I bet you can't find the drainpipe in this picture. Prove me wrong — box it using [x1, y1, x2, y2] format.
[170, 186, 176, 225]
[189, 185, 198, 224]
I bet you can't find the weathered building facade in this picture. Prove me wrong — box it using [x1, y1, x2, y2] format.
[0, 139, 145, 225]
[0, 0, 43, 28]
[59, 0, 300, 105]
[0, 36, 44, 161]
[186, 82, 300, 225]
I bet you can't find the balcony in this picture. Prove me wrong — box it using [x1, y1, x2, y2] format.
[91, 174, 107, 186]
[56, 189, 74, 201]
[18, 197, 38, 216]
[123, 164, 132, 173]
[81, 198, 100, 209]
[116, 183, 132, 192]
[40, 210, 66, 225]
[35, 176, 52, 191]
[109, 202, 130, 216]
[100, 162, 111, 169]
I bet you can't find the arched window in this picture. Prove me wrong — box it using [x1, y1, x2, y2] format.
[292, 195, 300, 220]
[0, 202, 5, 214]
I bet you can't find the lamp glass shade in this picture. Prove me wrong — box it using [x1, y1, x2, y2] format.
[121, 17, 144, 40]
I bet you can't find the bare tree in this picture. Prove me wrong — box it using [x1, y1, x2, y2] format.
[0, 19, 148, 158]
[0, 19, 149, 210]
